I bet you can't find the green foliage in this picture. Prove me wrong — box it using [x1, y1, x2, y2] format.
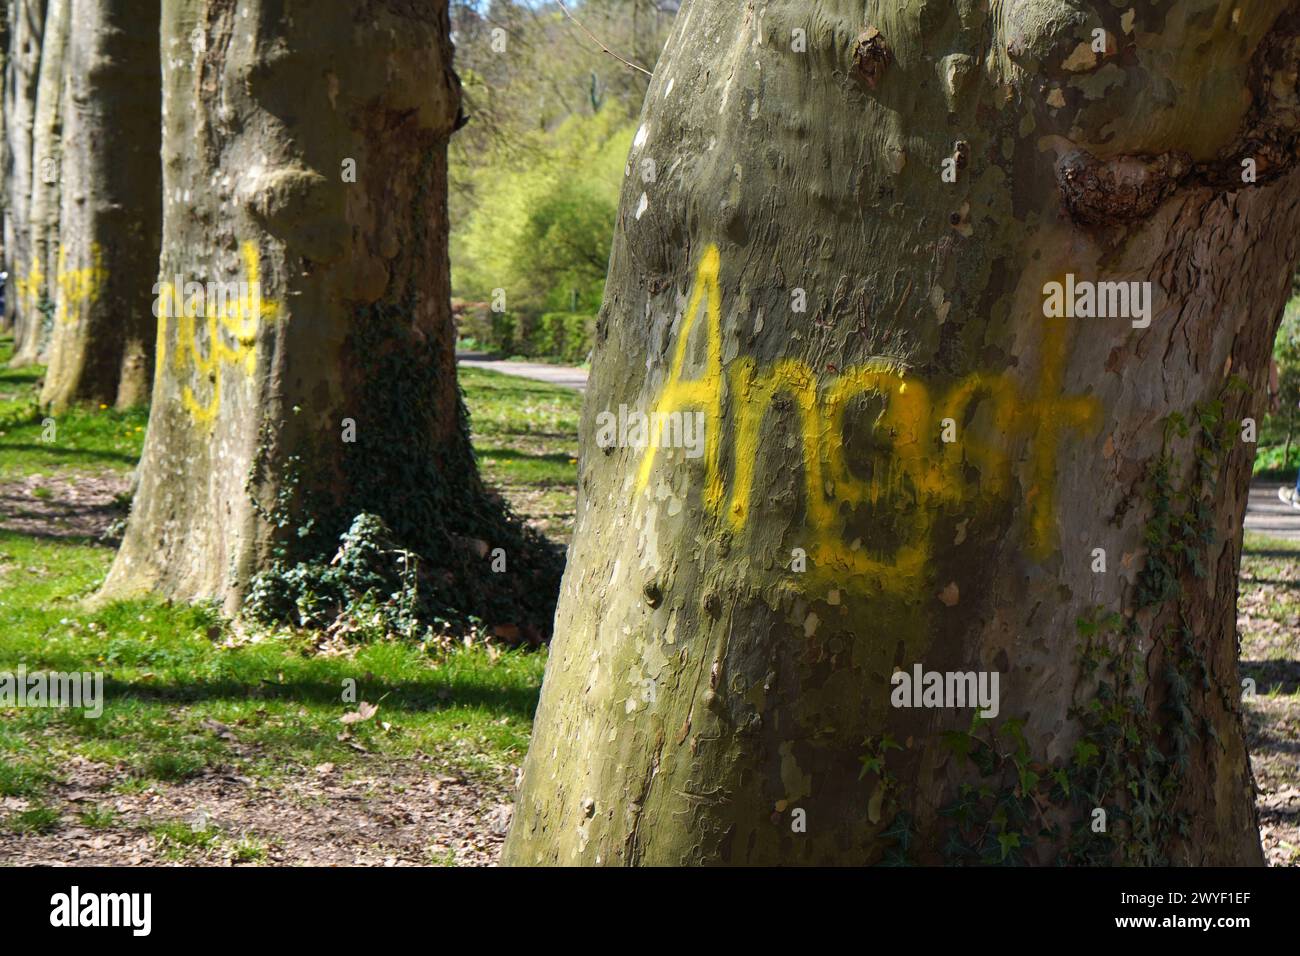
[448, 4, 673, 354]
[1256, 298, 1300, 478]
[453, 110, 633, 319]
[245, 513, 444, 642]
[456, 308, 596, 363]
[530, 313, 596, 364]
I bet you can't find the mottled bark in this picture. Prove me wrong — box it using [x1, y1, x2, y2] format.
[506, 0, 1300, 865]
[10, 0, 65, 367]
[3, 0, 44, 336]
[40, 0, 161, 410]
[101, 0, 480, 617]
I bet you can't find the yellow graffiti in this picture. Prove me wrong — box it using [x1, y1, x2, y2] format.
[635, 246, 1100, 588]
[54, 243, 108, 324]
[155, 241, 282, 426]
[13, 254, 45, 313]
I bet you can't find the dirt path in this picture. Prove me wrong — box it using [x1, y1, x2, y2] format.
[0, 471, 131, 540]
[0, 755, 513, 866]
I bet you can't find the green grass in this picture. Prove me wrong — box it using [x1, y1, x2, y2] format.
[0, 526, 546, 810]
[230, 835, 271, 863]
[0, 345, 566, 837]
[459, 365, 580, 538]
[1240, 532, 1300, 673]
[4, 804, 61, 834]
[150, 820, 224, 860]
[77, 804, 121, 829]
[0, 336, 148, 476]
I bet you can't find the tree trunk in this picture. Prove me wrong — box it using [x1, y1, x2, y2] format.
[3, 0, 45, 337]
[39, 0, 161, 410]
[10, 0, 65, 367]
[506, 0, 1300, 866]
[1, 3, 8, 332]
[101, 0, 557, 637]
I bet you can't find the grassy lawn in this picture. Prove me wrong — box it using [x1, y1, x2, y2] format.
[0, 339, 577, 864]
[1239, 532, 1300, 866]
[0, 338, 148, 477]
[457, 366, 581, 543]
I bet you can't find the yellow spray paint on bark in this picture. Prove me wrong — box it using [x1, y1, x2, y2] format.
[154, 241, 282, 426]
[13, 255, 45, 313]
[54, 243, 107, 324]
[635, 246, 1100, 589]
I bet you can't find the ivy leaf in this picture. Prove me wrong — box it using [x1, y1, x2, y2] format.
[1073, 740, 1100, 768]
[941, 729, 973, 761]
[997, 831, 1021, 861]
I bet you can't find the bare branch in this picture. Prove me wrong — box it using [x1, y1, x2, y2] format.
[555, 0, 653, 77]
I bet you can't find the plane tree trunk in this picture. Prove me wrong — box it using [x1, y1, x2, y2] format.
[506, 0, 1300, 865]
[101, 0, 559, 638]
[10, 0, 65, 367]
[40, 0, 161, 410]
[3, 0, 45, 338]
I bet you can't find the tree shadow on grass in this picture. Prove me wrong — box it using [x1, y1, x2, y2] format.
[1240, 659, 1300, 695]
[72, 676, 543, 719]
[476, 447, 575, 467]
[0, 442, 141, 467]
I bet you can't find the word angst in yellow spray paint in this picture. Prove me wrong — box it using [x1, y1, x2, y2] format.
[635, 245, 1100, 589]
[155, 241, 282, 426]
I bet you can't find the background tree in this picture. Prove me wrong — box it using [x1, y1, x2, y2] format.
[507, 0, 1300, 865]
[9, 0, 65, 367]
[39, 0, 161, 410]
[449, 2, 675, 356]
[2, 0, 45, 335]
[101, 0, 558, 639]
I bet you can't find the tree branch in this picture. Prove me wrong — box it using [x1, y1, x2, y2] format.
[555, 1, 653, 77]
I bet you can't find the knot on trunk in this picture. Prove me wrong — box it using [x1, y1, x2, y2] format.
[853, 26, 891, 90]
[1056, 149, 1190, 226]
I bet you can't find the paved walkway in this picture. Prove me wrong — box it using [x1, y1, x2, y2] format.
[456, 353, 588, 392]
[1245, 481, 1300, 541]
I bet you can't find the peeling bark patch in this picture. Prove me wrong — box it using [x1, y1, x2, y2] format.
[852, 27, 891, 90]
